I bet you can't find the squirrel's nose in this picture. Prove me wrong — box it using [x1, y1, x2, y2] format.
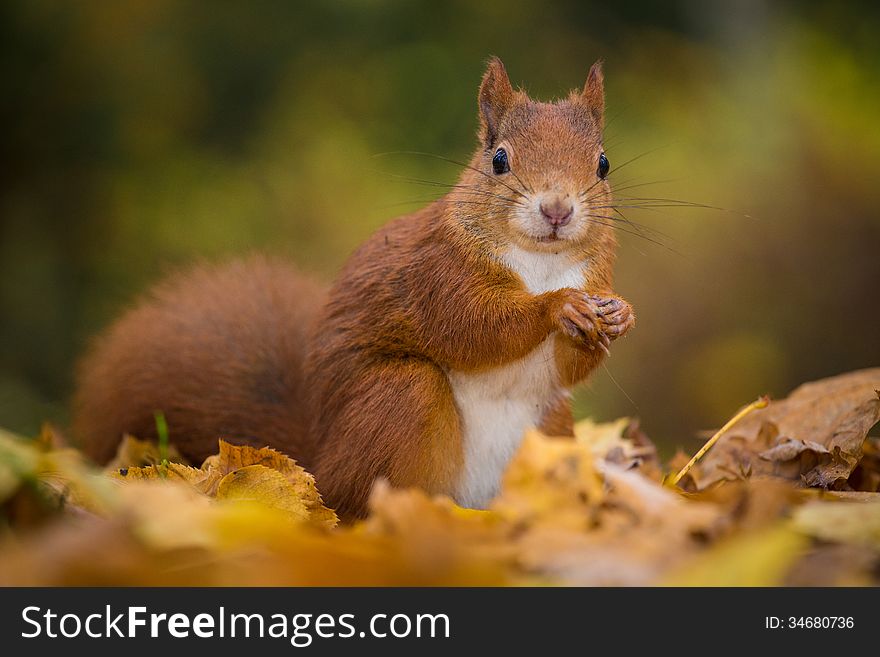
[539, 197, 574, 228]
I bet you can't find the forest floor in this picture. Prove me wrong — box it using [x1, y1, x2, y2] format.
[0, 369, 878, 586]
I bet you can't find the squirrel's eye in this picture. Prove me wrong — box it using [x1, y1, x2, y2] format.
[597, 152, 610, 179]
[492, 148, 510, 175]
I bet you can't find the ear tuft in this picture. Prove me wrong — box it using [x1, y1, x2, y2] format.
[582, 59, 605, 127]
[478, 56, 515, 147]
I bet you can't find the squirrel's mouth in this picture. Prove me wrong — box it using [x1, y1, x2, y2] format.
[535, 229, 562, 243]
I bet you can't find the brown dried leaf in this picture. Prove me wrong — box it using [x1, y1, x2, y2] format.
[849, 437, 880, 492]
[783, 543, 879, 586]
[683, 478, 803, 533]
[574, 417, 661, 479]
[760, 437, 830, 461]
[685, 369, 880, 490]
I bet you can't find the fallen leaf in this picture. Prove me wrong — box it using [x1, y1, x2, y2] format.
[105, 434, 188, 472]
[849, 437, 880, 492]
[683, 369, 880, 490]
[664, 527, 808, 586]
[216, 464, 310, 522]
[760, 436, 830, 461]
[783, 543, 879, 586]
[110, 440, 337, 529]
[574, 417, 661, 479]
[490, 431, 719, 585]
[2, 371, 878, 587]
[0, 429, 113, 520]
[683, 478, 803, 533]
[200, 441, 337, 528]
[491, 430, 603, 531]
[111, 460, 208, 485]
[792, 499, 880, 548]
[115, 480, 220, 550]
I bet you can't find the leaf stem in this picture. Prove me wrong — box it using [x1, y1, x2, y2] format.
[154, 410, 169, 479]
[669, 395, 769, 487]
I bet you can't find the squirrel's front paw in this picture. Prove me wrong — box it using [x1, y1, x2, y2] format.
[590, 294, 635, 341]
[552, 289, 602, 346]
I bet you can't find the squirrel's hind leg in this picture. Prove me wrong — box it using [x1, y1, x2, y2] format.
[310, 358, 462, 519]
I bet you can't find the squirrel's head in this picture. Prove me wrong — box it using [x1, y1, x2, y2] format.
[454, 57, 611, 255]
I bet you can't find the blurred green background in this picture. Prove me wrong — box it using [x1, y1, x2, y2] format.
[1, 0, 878, 455]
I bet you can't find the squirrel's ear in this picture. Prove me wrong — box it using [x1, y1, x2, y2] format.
[582, 60, 605, 128]
[478, 57, 514, 147]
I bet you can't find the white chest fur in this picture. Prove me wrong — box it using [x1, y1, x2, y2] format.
[449, 246, 586, 508]
[499, 245, 587, 295]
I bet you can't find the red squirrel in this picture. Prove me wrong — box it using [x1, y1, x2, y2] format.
[73, 58, 635, 518]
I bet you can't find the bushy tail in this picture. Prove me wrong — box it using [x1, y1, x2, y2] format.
[73, 255, 326, 466]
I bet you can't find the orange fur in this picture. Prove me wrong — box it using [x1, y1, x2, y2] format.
[73, 257, 324, 466]
[73, 58, 634, 518]
[538, 394, 576, 437]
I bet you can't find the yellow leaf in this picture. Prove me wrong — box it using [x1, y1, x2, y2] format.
[201, 441, 337, 528]
[664, 527, 807, 586]
[216, 464, 310, 522]
[111, 461, 207, 486]
[115, 480, 218, 550]
[105, 434, 188, 472]
[792, 499, 880, 547]
[491, 430, 603, 530]
[574, 416, 632, 455]
[111, 478, 316, 555]
[0, 428, 114, 515]
[112, 441, 337, 529]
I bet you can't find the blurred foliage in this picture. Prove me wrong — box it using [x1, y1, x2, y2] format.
[0, 0, 878, 453]
[3, 369, 879, 586]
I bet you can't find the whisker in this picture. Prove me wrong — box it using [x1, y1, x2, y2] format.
[379, 172, 458, 189]
[607, 145, 671, 176]
[597, 204, 724, 226]
[452, 193, 523, 205]
[376, 198, 440, 210]
[582, 215, 661, 246]
[378, 196, 522, 211]
[507, 168, 534, 195]
[606, 211, 649, 257]
[585, 213, 683, 255]
[579, 145, 671, 200]
[597, 178, 679, 197]
[373, 150, 531, 200]
[380, 172, 521, 204]
[597, 202, 737, 214]
[601, 206, 664, 240]
[448, 199, 518, 209]
[605, 196, 750, 217]
[602, 361, 639, 411]
[610, 207, 677, 243]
